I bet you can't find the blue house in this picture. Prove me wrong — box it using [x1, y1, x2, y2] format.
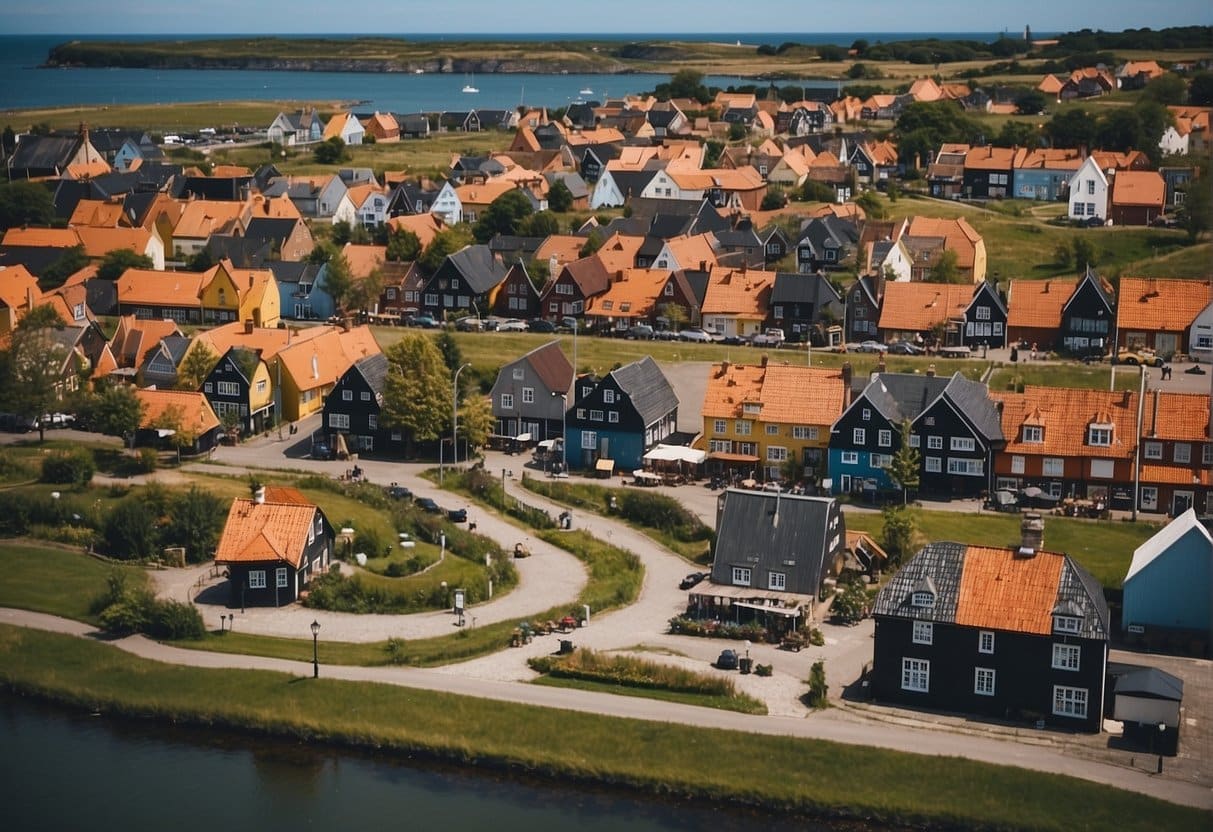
[269, 261, 332, 321]
[1013, 149, 1085, 202]
[1122, 509, 1212, 647]
[564, 356, 678, 472]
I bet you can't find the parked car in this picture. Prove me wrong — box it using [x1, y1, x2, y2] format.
[1150, 215, 1179, 229]
[628, 324, 655, 340]
[454, 316, 484, 332]
[528, 318, 556, 333]
[678, 327, 713, 343]
[715, 649, 739, 670]
[556, 316, 578, 333]
[497, 318, 527, 332]
[406, 313, 440, 329]
[654, 327, 679, 341]
[750, 328, 786, 348]
[447, 508, 468, 523]
[40, 412, 75, 428]
[853, 340, 889, 353]
[1081, 215, 1106, 228]
[386, 483, 412, 500]
[888, 340, 924, 355]
[415, 497, 442, 513]
[679, 571, 709, 590]
[1116, 349, 1165, 367]
[310, 441, 334, 460]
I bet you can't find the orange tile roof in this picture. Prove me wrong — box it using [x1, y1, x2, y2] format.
[994, 386, 1139, 461]
[760, 363, 847, 424]
[276, 325, 381, 393]
[117, 268, 206, 307]
[174, 199, 245, 240]
[1016, 147, 1084, 171]
[1, 227, 81, 248]
[0, 265, 40, 311]
[385, 212, 445, 249]
[1117, 277, 1213, 333]
[661, 233, 719, 269]
[593, 233, 645, 274]
[1038, 74, 1064, 94]
[1139, 464, 1213, 486]
[345, 183, 387, 211]
[210, 165, 252, 178]
[243, 193, 302, 220]
[64, 160, 113, 180]
[534, 235, 586, 268]
[322, 112, 358, 141]
[1140, 390, 1211, 443]
[1006, 278, 1077, 330]
[700, 267, 775, 317]
[91, 344, 118, 379]
[905, 216, 981, 270]
[608, 147, 660, 171]
[74, 226, 154, 259]
[1168, 106, 1212, 137]
[135, 388, 220, 435]
[877, 282, 972, 332]
[909, 77, 943, 101]
[455, 179, 518, 207]
[1089, 150, 1148, 171]
[954, 546, 1066, 635]
[111, 315, 183, 368]
[69, 198, 129, 228]
[342, 243, 387, 278]
[586, 268, 667, 319]
[1111, 170, 1165, 207]
[702, 362, 764, 419]
[213, 497, 318, 567]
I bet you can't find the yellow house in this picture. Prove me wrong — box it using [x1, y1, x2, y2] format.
[699, 358, 851, 483]
[273, 326, 380, 421]
[197, 260, 280, 327]
[205, 346, 277, 436]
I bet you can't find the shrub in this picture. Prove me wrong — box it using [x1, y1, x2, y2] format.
[98, 588, 155, 635]
[146, 598, 206, 640]
[808, 628, 825, 646]
[529, 648, 741, 697]
[0, 449, 35, 482]
[353, 526, 390, 560]
[102, 498, 161, 560]
[806, 660, 829, 709]
[134, 447, 159, 473]
[385, 637, 409, 664]
[40, 447, 95, 487]
[755, 663, 773, 677]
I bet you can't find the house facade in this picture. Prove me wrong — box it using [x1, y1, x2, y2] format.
[201, 347, 276, 437]
[1060, 267, 1116, 356]
[1138, 391, 1213, 517]
[1068, 157, 1110, 222]
[1116, 277, 1213, 356]
[564, 356, 677, 472]
[321, 354, 403, 456]
[768, 272, 844, 345]
[490, 340, 573, 442]
[1122, 509, 1212, 645]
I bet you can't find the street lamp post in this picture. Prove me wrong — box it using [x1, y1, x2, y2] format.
[310, 619, 320, 678]
[551, 391, 568, 473]
[452, 362, 471, 465]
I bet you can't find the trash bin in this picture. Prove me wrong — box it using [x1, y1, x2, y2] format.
[739, 657, 753, 674]
[559, 639, 574, 655]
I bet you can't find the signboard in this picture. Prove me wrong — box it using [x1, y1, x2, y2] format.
[1127, 624, 1146, 634]
[453, 589, 465, 612]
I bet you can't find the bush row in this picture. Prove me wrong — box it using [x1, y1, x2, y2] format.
[668, 616, 769, 643]
[94, 572, 205, 640]
[529, 648, 739, 698]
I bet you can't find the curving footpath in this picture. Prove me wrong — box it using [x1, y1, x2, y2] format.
[1, 606, 1209, 812]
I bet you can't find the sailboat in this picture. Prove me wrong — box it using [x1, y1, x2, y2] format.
[462, 74, 479, 94]
[579, 86, 594, 96]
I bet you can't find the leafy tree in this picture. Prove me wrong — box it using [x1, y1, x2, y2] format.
[831, 577, 869, 624]
[331, 220, 355, 246]
[526, 257, 550, 286]
[346, 267, 385, 318]
[668, 69, 709, 103]
[418, 225, 474, 275]
[895, 102, 981, 161]
[520, 210, 560, 238]
[801, 179, 837, 203]
[925, 249, 963, 284]
[761, 187, 787, 211]
[1178, 176, 1210, 242]
[816, 44, 846, 62]
[547, 180, 574, 213]
[97, 248, 153, 281]
[385, 226, 421, 262]
[851, 39, 869, 55]
[154, 403, 197, 462]
[380, 334, 452, 456]
[880, 504, 917, 566]
[1013, 89, 1048, 116]
[1190, 72, 1213, 107]
[435, 330, 465, 378]
[164, 486, 226, 563]
[0, 306, 69, 442]
[703, 140, 724, 169]
[320, 251, 354, 315]
[185, 248, 214, 272]
[1, 125, 14, 157]
[727, 122, 748, 142]
[1053, 242, 1072, 269]
[176, 342, 218, 392]
[994, 120, 1040, 148]
[103, 498, 160, 560]
[1142, 73, 1188, 106]
[1044, 107, 1096, 150]
[37, 245, 89, 290]
[854, 190, 884, 219]
[313, 136, 349, 165]
[578, 229, 604, 258]
[457, 393, 493, 456]
[806, 660, 828, 709]
[1072, 236, 1097, 269]
[80, 383, 144, 440]
[0, 180, 55, 231]
[885, 420, 921, 504]
[473, 189, 534, 243]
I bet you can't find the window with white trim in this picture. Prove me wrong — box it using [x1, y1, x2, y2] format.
[911, 591, 935, 608]
[342, 389, 353, 401]
[950, 436, 975, 452]
[878, 429, 892, 447]
[975, 667, 996, 696]
[521, 387, 534, 404]
[1011, 455, 1025, 474]
[1053, 685, 1088, 719]
[360, 391, 370, 401]
[912, 620, 933, 644]
[1052, 643, 1080, 671]
[735, 420, 752, 435]
[328, 413, 350, 429]
[1053, 615, 1081, 634]
[901, 658, 930, 692]
[603, 389, 615, 404]
[1174, 443, 1191, 463]
[217, 381, 240, 397]
[500, 393, 514, 409]
[1144, 441, 1163, 460]
[792, 426, 817, 440]
[979, 631, 995, 654]
[608, 411, 619, 423]
[853, 428, 866, 444]
[766, 424, 780, 436]
[1204, 444, 1213, 465]
[1042, 458, 1064, 477]
[732, 566, 752, 586]
[248, 570, 266, 589]
[1087, 425, 1112, 446]
[909, 434, 920, 448]
[925, 456, 941, 473]
[767, 446, 788, 462]
[840, 451, 859, 465]
[581, 430, 597, 450]
[947, 458, 984, 476]
[714, 419, 727, 434]
[256, 380, 267, 394]
[276, 567, 289, 588]
[768, 571, 786, 590]
[590, 409, 603, 421]
[575, 408, 586, 419]
[927, 436, 943, 450]
[512, 368, 525, 380]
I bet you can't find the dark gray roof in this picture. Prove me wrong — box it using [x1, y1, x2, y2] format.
[206, 235, 270, 269]
[607, 169, 659, 199]
[267, 261, 320, 286]
[711, 489, 839, 597]
[597, 217, 650, 238]
[941, 373, 1004, 443]
[797, 215, 858, 255]
[872, 541, 966, 624]
[543, 171, 589, 200]
[245, 217, 302, 243]
[863, 373, 952, 424]
[610, 355, 677, 427]
[442, 244, 508, 294]
[637, 236, 665, 259]
[1112, 666, 1184, 701]
[354, 352, 389, 396]
[715, 228, 762, 250]
[8, 134, 81, 173]
[770, 272, 843, 312]
[178, 176, 253, 201]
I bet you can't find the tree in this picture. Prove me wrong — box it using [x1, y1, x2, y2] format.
[103, 498, 160, 560]
[519, 210, 560, 238]
[1190, 72, 1213, 107]
[925, 249, 962, 284]
[80, 383, 144, 440]
[435, 330, 465, 377]
[331, 220, 354, 247]
[97, 248, 154, 282]
[895, 102, 982, 154]
[0, 305, 69, 442]
[473, 189, 534, 243]
[164, 486, 226, 563]
[994, 120, 1040, 148]
[0, 180, 55, 231]
[1044, 108, 1096, 150]
[457, 393, 493, 456]
[307, 239, 339, 265]
[854, 190, 884, 219]
[1013, 89, 1049, 116]
[346, 267, 385, 319]
[547, 180, 574, 213]
[1142, 73, 1188, 106]
[154, 403, 197, 462]
[1, 125, 14, 157]
[185, 248, 214, 272]
[37, 245, 90, 290]
[379, 334, 452, 456]
[1053, 241, 1072, 269]
[727, 122, 748, 142]
[1178, 176, 1210, 242]
[885, 420, 920, 504]
[419, 225, 474, 275]
[668, 69, 708, 102]
[1072, 236, 1097, 269]
[579, 229, 605, 258]
[321, 251, 354, 315]
[385, 226, 421, 262]
[176, 342, 218, 392]
[880, 504, 917, 566]
[703, 140, 724, 169]
[851, 39, 869, 55]
[761, 186, 787, 211]
[801, 179, 836, 203]
[831, 577, 868, 624]
[313, 136, 349, 164]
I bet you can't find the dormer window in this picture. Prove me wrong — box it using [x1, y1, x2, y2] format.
[1087, 424, 1112, 447]
[1053, 615, 1081, 634]
[743, 402, 761, 415]
[1023, 425, 1043, 443]
[911, 591, 935, 608]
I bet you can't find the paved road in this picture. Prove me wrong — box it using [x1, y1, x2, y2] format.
[2, 607, 1208, 811]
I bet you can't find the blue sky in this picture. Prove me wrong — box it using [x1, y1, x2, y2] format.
[2, 0, 1210, 35]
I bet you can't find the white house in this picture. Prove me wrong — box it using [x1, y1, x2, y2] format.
[869, 237, 912, 282]
[589, 170, 627, 209]
[429, 181, 463, 225]
[349, 187, 390, 228]
[1190, 299, 1213, 360]
[1158, 123, 1190, 157]
[323, 112, 365, 147]
[1068, 157, 1110, 222]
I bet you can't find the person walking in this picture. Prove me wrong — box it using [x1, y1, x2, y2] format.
[1030, 342, 1037, 361]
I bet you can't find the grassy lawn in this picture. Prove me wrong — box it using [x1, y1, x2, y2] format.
[0, 626, 1202, 831]
[1126, 242, 1213, 279]
[532, 675, 766, 715]
[987, 362, 1140, 392]
[843, 508, 1160, 589]
[0, 543, 149, 624]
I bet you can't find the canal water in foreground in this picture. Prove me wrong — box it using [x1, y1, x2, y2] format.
[0, 694, 861, 832]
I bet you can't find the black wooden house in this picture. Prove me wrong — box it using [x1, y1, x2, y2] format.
[960, 281, 1008, 348]
[420, 244, 508, 319]
[321, 353, 399, 456]
[769, 272, 844, 345]
[1060, 266, 1117, 356]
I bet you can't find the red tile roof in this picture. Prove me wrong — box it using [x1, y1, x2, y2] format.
[1116, 277, 1213, 333]
[955, 546, 1066, 635]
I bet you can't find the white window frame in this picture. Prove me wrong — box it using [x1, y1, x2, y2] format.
[767, 446, 788, 462]
[248, 569, 266, 589]
[500, 393, 514, 409]
[766, 424, 780, 436]
[1053, 615, 1081, 634]
[1053, 685, 1088, 719]
[276, 567, 289, 588]
[1143, 441, 1163, 460]
[328, 413, 350, 429]
[911, 591, 935, 608]
[979, 630, 995, 654]
[853, 427, 866, 445]
[908, 434, 920, 448]
[901, 658, 930, 693]
[360, 391, 371, 401]
[912, 620, 933, 645]
[927, 435, 943, 450]
[1174, 443, 1191, 463]
[714, 419, 727, 434]
[1042, 458, 1064, 477]
[840, 451, 859, 465]
[342, 389, 353, 401]
[925, 456, 941, 473]
[768, 571, 786, 590]
[1052, 643, 1081, 671]
[1088, 425, 1112, 447]
[735, 420, 752, 436]
[603, 389, 615, 404]
[950, 436, 976, 452]
[975, 667, 996, 696]
[878, 429, 892, 447]
[732, 566, 752, 586]
[217, 381, 240, 397]
[792, 426, 818, 440]
[522, 387, 534, 404]
[1011, 455, 1025, 474]
[590, 409, 603, 421]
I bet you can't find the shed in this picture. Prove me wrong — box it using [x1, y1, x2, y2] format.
[1122, 508, 1212, 646]
[1110, 663, 1184, 755]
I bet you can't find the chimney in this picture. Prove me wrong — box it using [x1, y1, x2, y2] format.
[244, 319, 254, 334]
[1018, 512, 1044, 557]
[312, 353, 319, 379]
[1122, 389, 1130, 407]
[841, 361, 853, 399]
[253, 487, 266, 505]
[718, 360, 730, 377]
[248, 274, 254, 289]
[926, 363, 936, 377]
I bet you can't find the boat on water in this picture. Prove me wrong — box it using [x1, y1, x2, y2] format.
[579, 87, 593, 96]
[462, 84, 479, 93]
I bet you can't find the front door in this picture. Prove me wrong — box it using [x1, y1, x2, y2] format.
[840, 474, 852, 493]
[1172, 491, 1193, 516]
[1140, 487, 1158, 512]
[1154, 333, 1178, 357]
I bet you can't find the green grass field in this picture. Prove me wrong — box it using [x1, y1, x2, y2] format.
[987, 362, 1141, 392]
[0, 543, 149, 623]
[0, 626, 1202, 831]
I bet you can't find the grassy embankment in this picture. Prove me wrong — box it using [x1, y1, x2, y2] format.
[0, 542, 149, 623]
[0, 626, 1203, 831]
